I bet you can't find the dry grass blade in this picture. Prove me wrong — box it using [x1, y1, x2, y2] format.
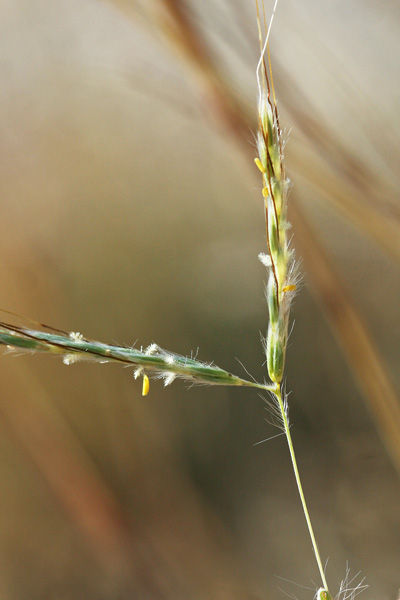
[289, 142, 400, 264]
[278, 68, 400, 225]
[291, 203, 400, 476]
[0, 364, 136, 573]
[107, 0, 249, 138]
[1, 364, 249, 598]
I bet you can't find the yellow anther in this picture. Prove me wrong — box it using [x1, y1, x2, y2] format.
[254, 158, 266, 173]
[142, 374, 150, 396]
[283, 284, 296, 292]
[262, 187, 269, 197]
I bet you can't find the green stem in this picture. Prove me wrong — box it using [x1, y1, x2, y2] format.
[273, 383, 329, 593]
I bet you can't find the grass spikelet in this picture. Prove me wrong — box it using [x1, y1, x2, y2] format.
[255, 0, 296, 386]
[0, 318, 274, 394]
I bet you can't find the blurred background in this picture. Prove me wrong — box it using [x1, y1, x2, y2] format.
[0, 0, 399, 598]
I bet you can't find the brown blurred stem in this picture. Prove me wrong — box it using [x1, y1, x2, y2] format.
[0, 363, 187, 598]
[291, 204, 400, 476]
[107, 0, 249, 139]
[107, 0, 400, 264]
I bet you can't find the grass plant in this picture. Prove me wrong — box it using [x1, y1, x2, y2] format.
[2, 0, 396, 598]
[0, 4, 334, 596]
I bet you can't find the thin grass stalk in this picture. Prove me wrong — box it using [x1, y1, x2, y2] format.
[254, 2, 330, 593]
[273, 384, 329, 594]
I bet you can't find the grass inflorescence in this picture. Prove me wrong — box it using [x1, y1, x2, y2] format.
[0, 1, 373, 597]
[254, 1, 331, 596]
[255, 11, 297, 386]
[0, 318, 274, 394]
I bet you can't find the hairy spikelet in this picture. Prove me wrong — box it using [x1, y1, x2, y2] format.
[0, 319, 272, 394]
[255, 3, 297, 385]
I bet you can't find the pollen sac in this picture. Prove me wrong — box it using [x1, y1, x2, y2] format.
[254, 157, 266, 174]
[317, 589, 333, 600]
[142, 374, 150, 396]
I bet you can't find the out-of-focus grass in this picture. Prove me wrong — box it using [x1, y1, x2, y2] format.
[0, 1, 399, 599]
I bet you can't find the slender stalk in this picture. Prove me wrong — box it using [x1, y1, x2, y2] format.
[273, 383, 329, 593]
[254, 3, 331, 592]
